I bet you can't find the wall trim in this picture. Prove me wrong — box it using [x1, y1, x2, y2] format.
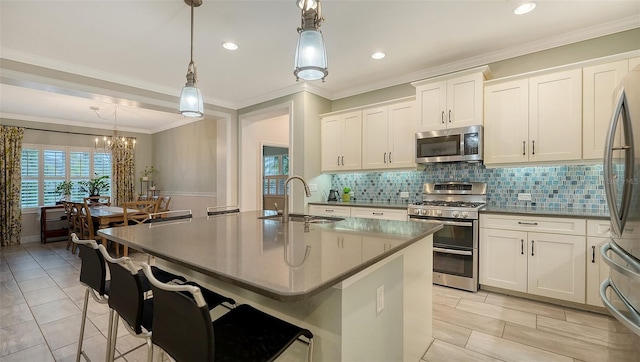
[161, 191, 217, 197]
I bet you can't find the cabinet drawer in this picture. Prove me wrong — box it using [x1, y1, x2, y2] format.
[351, 207, 407, 221]
[309, 205, 351, 217]
[586, 219, 640, 238]
[480, 214, 585, 236]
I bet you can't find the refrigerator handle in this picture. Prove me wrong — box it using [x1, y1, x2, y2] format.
[601, 241, 640, 283]
[600, 279, 640, 335]
[603, 87, 630, 237]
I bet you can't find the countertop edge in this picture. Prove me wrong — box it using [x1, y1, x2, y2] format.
[309, 202, 410, 210]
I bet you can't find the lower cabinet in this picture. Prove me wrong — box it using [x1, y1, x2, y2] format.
[586, 236, 609, 307]
[309, 205, 351, 217]
[308, 205, 407, 221]
[480, 214, 586, 304]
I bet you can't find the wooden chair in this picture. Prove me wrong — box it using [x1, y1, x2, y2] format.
[156, 196, 171, 213]
[63, 202, 77, 253]
[84, 196, 111, 206]
[113, 201, 158, 257]
[79, 203, 97, 242]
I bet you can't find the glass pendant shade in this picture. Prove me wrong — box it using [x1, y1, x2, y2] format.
[179, 84, 204, 117]
[294, 29, 328, 81]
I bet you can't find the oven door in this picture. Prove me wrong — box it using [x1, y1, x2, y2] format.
[409, 217, 477, 249]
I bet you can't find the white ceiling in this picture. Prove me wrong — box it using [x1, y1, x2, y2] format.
[1, 1, 639, 134]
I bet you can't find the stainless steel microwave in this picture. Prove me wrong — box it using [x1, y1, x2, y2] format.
[415, 125, 483, 163]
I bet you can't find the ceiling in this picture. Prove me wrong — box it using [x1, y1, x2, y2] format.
[1, 1, 639, 134]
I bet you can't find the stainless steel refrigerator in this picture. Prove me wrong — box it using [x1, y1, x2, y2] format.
[600, 64, 640, 350]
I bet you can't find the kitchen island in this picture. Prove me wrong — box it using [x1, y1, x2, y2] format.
[99, 210, 440, 361]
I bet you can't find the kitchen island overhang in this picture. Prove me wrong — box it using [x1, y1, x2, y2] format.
[98, 211, 441, 361]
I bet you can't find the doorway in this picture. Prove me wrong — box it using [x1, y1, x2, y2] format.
[262, 146, 289, 211]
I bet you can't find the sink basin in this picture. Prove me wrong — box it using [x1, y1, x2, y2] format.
[258, 213, 344, 223]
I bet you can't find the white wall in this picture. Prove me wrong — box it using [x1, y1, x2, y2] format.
[240, 114, 289, 211]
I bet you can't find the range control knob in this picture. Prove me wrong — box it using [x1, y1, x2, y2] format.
[452, 211, 460, 218]
[461, 211, 469, 218]
[419, 209, 427, 216]
[435, 210, 443, 217]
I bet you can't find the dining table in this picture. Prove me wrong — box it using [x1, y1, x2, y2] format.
[89, 205, 140, 256]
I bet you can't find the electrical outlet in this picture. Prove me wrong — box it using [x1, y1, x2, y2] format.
[308, 183, 318, 192]
[400, 192, 409, 198]
[376, 285, 384, 314]
[518, 193, 532, 201]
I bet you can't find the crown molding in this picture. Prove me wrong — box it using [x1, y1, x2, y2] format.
[0, 112, 152, 134]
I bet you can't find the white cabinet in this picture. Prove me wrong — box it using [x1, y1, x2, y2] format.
[321, 111, 362, 171]
[350, 207, 408, 221]
[362, 101, 416, 169]
[309, 205, 351, 217]
[413, 67, 488, 131]
[484, 79, 530, 164]
[480, 214, 586, 303]
[582, 59, 640, 159]
[484, 69, 582, 164]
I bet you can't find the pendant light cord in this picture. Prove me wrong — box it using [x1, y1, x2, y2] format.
[190, 1, 194, 65]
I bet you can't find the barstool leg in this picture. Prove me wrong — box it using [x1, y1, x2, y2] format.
[146, 336, 153, 362]
[76, 288, 90, 362]
[106, 310, 118, 362]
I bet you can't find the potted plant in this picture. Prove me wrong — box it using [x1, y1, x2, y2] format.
[55, 181, 73, 201]
[79, 174, 110, 196]
[342, 187, 351, 202]
[140, 165, 158, 181]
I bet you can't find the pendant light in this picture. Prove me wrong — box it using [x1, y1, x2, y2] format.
[294, 0, 328, 82]
[179, 0, 204, 117]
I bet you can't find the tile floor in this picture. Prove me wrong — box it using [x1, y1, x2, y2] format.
[1, 241, 638, 362]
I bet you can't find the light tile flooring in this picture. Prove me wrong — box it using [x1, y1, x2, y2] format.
[1, 241, 638, 362]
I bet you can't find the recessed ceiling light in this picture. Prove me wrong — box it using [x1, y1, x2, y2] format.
[222, 42, 238, 50]
[372, 52, 386, 60]
[514, 2, 536, 15]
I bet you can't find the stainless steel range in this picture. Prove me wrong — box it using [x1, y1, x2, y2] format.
[408, 182, 487, 292]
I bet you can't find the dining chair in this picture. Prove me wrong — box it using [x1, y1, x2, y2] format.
[72, 234, 111, 362]
[78, 203, 98, 244]
[63, 202, 79, 254]
[84, 196, 111, 206]
[146, 209, 192, 223]
[141, 263, 313, 362]
[112, 201, 159, 257]
[206, 205, 240, 216]
[155, 196, 171, 212]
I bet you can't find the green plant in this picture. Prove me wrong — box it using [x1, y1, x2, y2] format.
[139, 165, 158, 181]
[55, 181, 73, 196]
[79, 174, 110, 196]
[343, 187, 351, 194]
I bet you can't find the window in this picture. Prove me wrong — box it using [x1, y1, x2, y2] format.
[20, 144, 112, 209]
[263, 153, 289, 196]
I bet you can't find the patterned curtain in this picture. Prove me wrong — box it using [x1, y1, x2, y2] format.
[1, 126, 24, 246]
[110, 135, 136, 206]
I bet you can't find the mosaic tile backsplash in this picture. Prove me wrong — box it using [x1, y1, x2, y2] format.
[331, 163, 607, 210]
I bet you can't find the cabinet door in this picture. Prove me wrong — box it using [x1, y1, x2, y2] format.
[484, 79, 529, 164]
[321, 115, 343, 171]
[529, 69, 582, 162]
[527, 232, 585, 303]
[388, 101, 417, 168]
[583, 60, 629, 159]
[479, 228, 528, 292]
[447, 72, 484, 128]
[341, 112, 363, 170]
[362, 107, 389, 169]
[416, 81, 447, 131]
[586, 237, 610, 307]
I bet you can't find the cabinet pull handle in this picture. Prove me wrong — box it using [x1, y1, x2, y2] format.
[337, 156, 340, 166]
[592, 245, 596, 263]
[441, 111, 445, 124]
[325, 209, 334, 213]
[532, 140, 535, 155]
[448, 110, 452, 123]
[341, 156, 344, 165]
[518, 221, 538, 226]
[372, 212, 384, 215]
[384, 152, 387, 164]
[625, 228, 634, 232]
[521, 239, 524, 255]
[389, 152, 392, 163]
[523, 141, 526, 155]
[531, 240, 535, 256]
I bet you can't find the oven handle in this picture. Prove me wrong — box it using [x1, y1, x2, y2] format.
[409, 218, 472, 227]
[433, 247, 473, 256]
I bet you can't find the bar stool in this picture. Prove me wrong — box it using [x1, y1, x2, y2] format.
[141, 263, 313, 362]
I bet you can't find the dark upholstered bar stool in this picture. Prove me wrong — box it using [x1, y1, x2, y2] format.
[141, 263, 314, 362]
[206, 205, 240, 216]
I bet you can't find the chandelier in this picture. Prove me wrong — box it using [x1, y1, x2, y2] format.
[294, 0, 328, 81]
[92, 106, 136, 151]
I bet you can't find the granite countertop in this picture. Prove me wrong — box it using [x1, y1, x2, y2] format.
[98, 210, 440, 302]
[481, 204, 609, 219]
[309, 201, 411, 210]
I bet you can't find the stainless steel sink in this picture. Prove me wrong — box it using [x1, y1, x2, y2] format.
[258, 213, 344, 223]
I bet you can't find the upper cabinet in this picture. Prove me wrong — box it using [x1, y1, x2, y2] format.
[484, 69, 582, 164]
[321, 111, 362, 172]
[413, 66, 490, 132]
[362, 101, 417, 169]
[583, 58, 640, 159]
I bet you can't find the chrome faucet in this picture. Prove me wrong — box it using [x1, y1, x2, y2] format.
[282, 175, 312, 223]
